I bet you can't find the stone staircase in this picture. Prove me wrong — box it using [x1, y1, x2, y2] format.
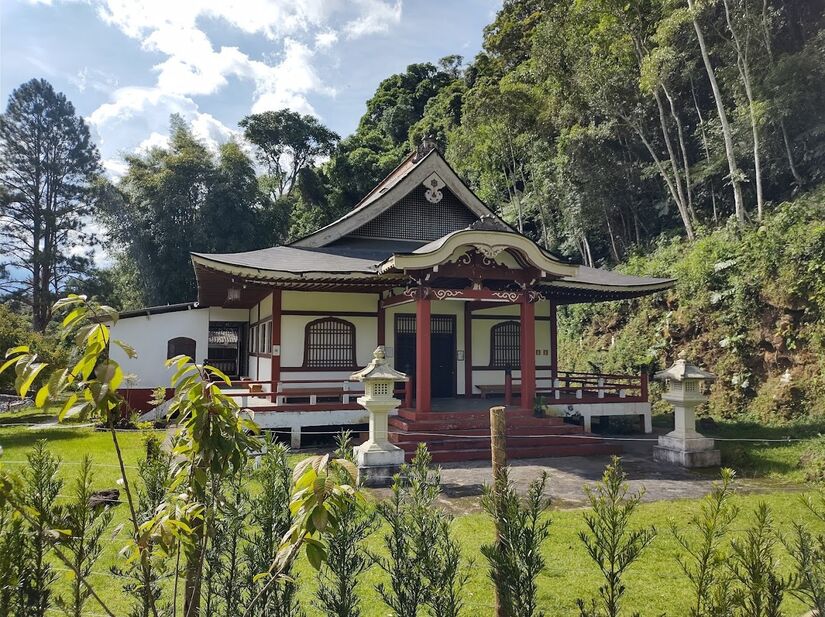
[388, 407, 621, 463]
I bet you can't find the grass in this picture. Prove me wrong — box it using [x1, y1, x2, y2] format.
[652, 411, 825, 484]
[0, 417, 823, 616]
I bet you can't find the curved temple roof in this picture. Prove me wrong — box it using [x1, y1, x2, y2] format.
[192, 227, 673, 304]
[192, 146, 674, 306]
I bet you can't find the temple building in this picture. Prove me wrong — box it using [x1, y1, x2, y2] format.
[111, 144, 673, 461]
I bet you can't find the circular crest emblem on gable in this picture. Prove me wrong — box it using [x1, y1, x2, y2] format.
[422, 172, 445, 204]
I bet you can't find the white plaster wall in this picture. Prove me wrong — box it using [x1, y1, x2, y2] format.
[259, 294, 273, 320]
[282, 291, 377, 312]
[110, 308, 210, 389]
[281, 316, 377, 367]
[258, 356, 272, 389]
[279, 292, 378, 369]
[209, 307, 249, 321]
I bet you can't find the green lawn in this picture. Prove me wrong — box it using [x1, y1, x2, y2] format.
[653, 412, 825, 484]
[0, 419, 823, 616]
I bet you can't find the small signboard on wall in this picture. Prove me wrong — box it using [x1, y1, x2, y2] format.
[271, 345, 280, 356]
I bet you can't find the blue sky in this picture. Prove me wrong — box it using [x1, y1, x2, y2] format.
[1, 0, 500, 178]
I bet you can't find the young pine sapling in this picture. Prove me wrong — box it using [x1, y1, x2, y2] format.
[55, 455, 115, 617]
[672, 468, 739, 616]
[576, 457, 656, 617]
[481, 468, 551, 617]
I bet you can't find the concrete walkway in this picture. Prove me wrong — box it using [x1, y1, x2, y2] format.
[372, 450, 803, 514]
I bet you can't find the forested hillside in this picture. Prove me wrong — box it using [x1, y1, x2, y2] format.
[2, 0, 825, 418]
[559, 187, 825, 420]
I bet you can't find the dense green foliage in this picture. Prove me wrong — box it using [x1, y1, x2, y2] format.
[557, 186, 825, 421]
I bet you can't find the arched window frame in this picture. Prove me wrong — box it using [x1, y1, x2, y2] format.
[489, 321, 520, 369]
[167, 336, 197, 361]
[302, 317, 357, 369]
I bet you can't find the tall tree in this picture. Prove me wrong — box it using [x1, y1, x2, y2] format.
[0, 79, 101, 330]
[109, 116, 214, 305]
[687, 0, 748, 225]
[240, 109, 339, 198]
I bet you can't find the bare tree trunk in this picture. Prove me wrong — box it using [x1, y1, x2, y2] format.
[661, 84, 696, 221]
[606, 214, 620, 262]
[688, 0, 747, 225]
[651, 86, 693, 233]
[505, 130, 524, 232]
[723, 0, 765, 220]
[690, 75, 719, 223]
[625, 116, 696, 240]
[581, 234, 594, 267]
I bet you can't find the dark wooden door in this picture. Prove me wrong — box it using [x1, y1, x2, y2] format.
[394, 314, 456, 399]
[430, 332, 455, 397]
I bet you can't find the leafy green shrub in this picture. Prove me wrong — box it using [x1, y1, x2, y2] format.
[799, 437, 825, 484]
[0, 304, 67, 394]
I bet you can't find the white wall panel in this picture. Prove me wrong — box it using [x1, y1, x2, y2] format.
[110, 308, 210, 388]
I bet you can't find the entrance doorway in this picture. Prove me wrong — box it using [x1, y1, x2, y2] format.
[394, 314, 456, 398]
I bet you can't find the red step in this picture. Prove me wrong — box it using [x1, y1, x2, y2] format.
[423, 443, 621, 463]
[392, 434, 606, 452]
[388, 408, 622, 462]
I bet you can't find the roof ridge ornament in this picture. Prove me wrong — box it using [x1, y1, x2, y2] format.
[466, 215, 511, 232]
[412, 135, 437, 162]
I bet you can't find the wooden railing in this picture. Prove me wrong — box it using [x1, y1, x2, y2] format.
[205, 358, 237, 376]
[510, 369, 648, 405]
[219, 378, 407, 412]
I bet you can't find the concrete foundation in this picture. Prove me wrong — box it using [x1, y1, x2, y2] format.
[355, 437, 405, 487]
[653, 434, 721, 468]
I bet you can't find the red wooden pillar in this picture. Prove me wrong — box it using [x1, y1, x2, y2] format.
[549, 302, 558, 382]
[464, 302, 473, 397]
[520, 294, 536, 409]
[377, 300, 386, 346]
[415, 290, 431, 412]
[270, 289, 282, 402]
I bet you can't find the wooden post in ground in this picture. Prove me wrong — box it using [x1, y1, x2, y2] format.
[490, 405, 507, 617]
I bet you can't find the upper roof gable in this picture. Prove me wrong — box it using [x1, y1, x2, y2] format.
[290, 147, 510, 248]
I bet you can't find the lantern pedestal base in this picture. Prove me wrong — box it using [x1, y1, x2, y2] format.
[654, 433, 720, 468]
[355, 442, 405, 487]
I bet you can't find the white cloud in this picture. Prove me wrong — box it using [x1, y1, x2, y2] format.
[72, 0, 403, 176]
[102, 158, 129, 178]
[70, 67, 119, 93]
[136, 131, 170, 152]
[343, 0, 402, 39]
[314, 29, 338, 49]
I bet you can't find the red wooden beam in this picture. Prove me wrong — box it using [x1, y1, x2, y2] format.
[377, 296, 386, 346]
[520, 296, 536, 408]
[415, 293, 431, 412]
[464, 302, 473, 396]
[549, 302, 558, 382]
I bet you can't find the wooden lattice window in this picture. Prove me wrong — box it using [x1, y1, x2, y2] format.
[167, 337, 196, 360]
[490, 321, 520, 369]
[303, 318, 357, 368]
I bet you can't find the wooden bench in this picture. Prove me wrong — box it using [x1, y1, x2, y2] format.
[476, 384, 521, 399]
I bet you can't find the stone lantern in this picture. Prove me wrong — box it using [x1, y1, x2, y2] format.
[350, 346, 409, 486]
[653, 352, 721, 467]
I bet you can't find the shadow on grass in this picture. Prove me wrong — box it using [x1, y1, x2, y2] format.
[0, 427, 92, 451]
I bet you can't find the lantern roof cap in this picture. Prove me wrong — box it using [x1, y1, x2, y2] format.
[654, 351, 716, 383]
[350, 346, 409, 382]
